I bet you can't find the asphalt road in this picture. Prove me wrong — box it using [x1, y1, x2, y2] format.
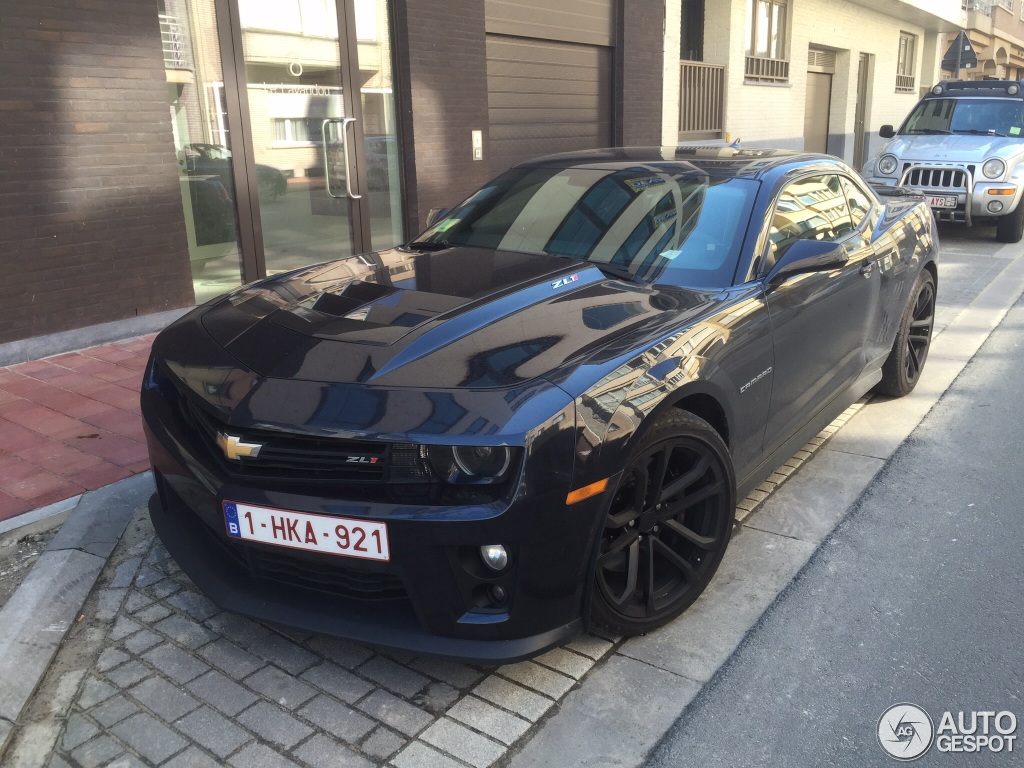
[648, 294, 1024, 766]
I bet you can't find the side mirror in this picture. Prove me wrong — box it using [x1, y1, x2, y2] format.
[879, 125, 896, 139]
[765, 239, 847, 286]
[425, 207, 450, 227]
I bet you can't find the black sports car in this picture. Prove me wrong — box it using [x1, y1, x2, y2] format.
[142, 147, 938, 663]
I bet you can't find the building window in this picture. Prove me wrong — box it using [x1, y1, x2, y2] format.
[745, 0, 790, 83]
[897, 32, 917, 93]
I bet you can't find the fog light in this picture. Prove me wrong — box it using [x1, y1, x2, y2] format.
[480, 544, 508, 571]
[488, 585, 507, 603]
[989, 201, 1005, 213]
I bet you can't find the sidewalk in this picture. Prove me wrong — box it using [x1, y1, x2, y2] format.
[0, 228, 1020, 768]
[0, 336, 154, 523]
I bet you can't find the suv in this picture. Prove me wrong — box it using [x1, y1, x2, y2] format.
[864, 79, 1024, 242]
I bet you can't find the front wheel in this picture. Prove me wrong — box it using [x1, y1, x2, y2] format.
[876, 270, 935, 397]
[996, 203, 1024, 243]
[591, 410, 735, 635]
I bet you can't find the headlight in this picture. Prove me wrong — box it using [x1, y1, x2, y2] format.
[427, 445, 517, 485]
[983, 159, 1006, 179]
[878, 155, 899, 176]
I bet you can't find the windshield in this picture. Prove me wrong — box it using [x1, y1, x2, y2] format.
[414, 166, 759, 289]
[902, 98, 1024, 137]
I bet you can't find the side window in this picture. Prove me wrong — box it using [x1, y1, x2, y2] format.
[763, 174, 853, 273]
[840, 176, 872, 229]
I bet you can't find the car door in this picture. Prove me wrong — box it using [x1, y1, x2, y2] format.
[760, 173, 881, 455]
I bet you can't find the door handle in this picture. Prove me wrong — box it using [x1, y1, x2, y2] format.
[321, 118, 345, 199]
[341, 117, 362, 200]
[859, 261, 875, 277]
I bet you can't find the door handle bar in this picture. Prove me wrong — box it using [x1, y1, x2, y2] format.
[341, 117, 362, 199]
[321, 118, 345, 199]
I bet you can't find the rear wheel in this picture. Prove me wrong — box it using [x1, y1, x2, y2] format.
[876, 270, 935, 397]
[591, 410, 735, 635]
[996, 203, 1024, 243]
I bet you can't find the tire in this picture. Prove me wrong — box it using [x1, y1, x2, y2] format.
[876, 270, 935, 398]
[591, 410, 735, 635]
[996, 202, 1024, 243]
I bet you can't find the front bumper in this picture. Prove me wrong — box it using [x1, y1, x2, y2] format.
[142, 387, 607, 664]
[868, 170, 1022, 225]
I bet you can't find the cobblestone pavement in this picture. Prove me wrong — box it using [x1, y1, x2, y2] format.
[5, 228, 1016, 768]
[13, 508, 616, 768]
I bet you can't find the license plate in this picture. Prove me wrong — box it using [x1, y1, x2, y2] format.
[223, 501, 390, 562]
[928, 195, 958, 209]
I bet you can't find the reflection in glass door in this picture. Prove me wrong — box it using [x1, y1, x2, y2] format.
[160, 0, 246, 305]
[237, 0, 360, 275]
[234, 0, 405, 274]
[354, 0, 404, 250]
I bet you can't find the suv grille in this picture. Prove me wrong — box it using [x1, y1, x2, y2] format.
[902, 167, 968, 190]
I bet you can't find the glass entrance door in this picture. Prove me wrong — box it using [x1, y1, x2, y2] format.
[237, 0, 360, 275]
[233, 0, 404, 277]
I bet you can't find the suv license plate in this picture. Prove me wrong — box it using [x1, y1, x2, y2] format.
[929, 195, 958, 209]
[223, 501, 390, 562]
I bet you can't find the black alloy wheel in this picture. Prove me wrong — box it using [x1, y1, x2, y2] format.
[877, 270, 935, 398]
[592, 410, 734, 635]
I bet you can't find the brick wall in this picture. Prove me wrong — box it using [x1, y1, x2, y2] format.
[617, 1, 666, 146]
[393, 0, 493, 235]
[0, 0, 193, 345]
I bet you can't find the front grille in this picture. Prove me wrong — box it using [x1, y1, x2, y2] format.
[169, 383, 433, 484]
[902, 166, 968, 190]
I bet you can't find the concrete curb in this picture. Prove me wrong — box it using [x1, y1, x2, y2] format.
[0, 473, 154, 760]
[0, 495, 81, 547]
[507, 242, 1024, 768]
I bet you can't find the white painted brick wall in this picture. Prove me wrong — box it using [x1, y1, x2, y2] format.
[664, 0, 958, 164]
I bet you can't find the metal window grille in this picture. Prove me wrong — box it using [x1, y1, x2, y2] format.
[745, 55, 790, 83]
[159, 14, 193, 70]
[679, 61, 725, 139]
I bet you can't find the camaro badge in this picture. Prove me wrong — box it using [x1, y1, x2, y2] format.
[216, 432, 263, 460]
[552, 274, 579, 289]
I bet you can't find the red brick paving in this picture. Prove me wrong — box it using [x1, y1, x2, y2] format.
[0, 335, 155, 523]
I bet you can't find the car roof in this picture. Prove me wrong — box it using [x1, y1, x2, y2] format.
[515, 145, 843, 179]
[924, 79, 1024, 100]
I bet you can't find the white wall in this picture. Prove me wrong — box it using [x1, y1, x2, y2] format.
[663, 0, 956, 163]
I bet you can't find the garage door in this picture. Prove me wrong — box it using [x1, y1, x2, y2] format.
[487, 34, 612, 173]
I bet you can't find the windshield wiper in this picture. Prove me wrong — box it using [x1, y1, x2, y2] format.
[954, 129, 1009, 137]
[591, 262, 636, 281]
[907, 128, 952, 135]
[405, 240, 455, 251]
[545, 250, 638, 282]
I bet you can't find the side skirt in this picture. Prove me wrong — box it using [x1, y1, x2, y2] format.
[735, 366, 881, 500]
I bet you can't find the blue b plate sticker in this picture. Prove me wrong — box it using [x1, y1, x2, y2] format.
[224, 501, 242, 538]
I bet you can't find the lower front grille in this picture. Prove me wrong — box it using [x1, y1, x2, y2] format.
[159, 475, 408, 602]
[243, 545, 408, 600]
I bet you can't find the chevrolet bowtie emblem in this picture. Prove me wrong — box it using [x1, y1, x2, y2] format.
[216, 432, 263, 461]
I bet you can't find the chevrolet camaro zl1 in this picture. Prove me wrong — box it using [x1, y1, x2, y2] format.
[142, 147, 938, 663]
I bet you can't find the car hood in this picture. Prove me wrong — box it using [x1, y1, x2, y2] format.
[884, 133, 1024, 161]
[188, 246, 716, 391]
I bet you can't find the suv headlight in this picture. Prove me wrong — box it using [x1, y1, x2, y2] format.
[983, 159, 1006, 179]
[878, 155, 899, 176]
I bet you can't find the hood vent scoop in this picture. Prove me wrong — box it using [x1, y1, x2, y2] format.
[312, 281, 399, 318]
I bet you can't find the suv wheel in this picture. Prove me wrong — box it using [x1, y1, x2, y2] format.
[996, 203, 1024, 243]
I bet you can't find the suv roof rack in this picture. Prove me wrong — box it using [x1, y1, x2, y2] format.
[926, 80, 1024, 99]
